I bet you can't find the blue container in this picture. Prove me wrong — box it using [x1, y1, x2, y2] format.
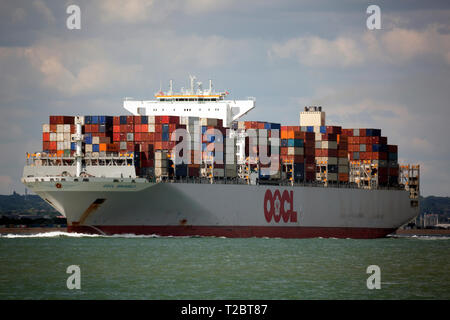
[327, 165, 338, 173]
[320, 126, 327, 134]
[293, 163, 305, 181]
[374, 129, 381, 136]
[120, 116, 127, 124]
[372, 144, 380, 152]
[141, 116, 148, 124]
[162, 132, 169, 141]
[353, 152, 360, 160]
[281, 139, 288, 147]
[270, 123, 281, 130]
[389, 152, 398, 161]
[175, 164, 187, 177]
[85, 116, 92, 125]
[99, 124, 106, 133]
[99, 116, 106, 124]
[91, 116, 99, 124]
[92, 144, 99, 152]
[287, 139, 304, 147]
[366, 129, 373, 136]
[307, 126, 314, 133]
[71, 142, 76, 151]
[380, 144, 388, 152]
[84, 133, 92, 144]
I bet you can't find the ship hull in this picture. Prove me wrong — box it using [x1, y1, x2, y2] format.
[23, 178, 418, 239]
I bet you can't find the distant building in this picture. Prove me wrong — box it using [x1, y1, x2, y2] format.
[423, 214, 439, 228]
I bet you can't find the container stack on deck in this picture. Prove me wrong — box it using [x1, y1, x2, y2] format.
[42, 116, 76, 157]
[39, 114, 400, 186]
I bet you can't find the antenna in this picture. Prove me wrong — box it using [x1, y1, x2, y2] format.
[169, 80, 173, 95]
[189, 75, 196, 94]
[209, 79, 213, 94]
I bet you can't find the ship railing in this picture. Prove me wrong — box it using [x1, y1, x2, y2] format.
[151, 176, 405, 190]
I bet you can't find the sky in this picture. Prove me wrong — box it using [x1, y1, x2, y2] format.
[0, 0, 449, 196]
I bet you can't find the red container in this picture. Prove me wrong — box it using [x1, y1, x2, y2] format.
[113, 133, 120, 142]
[126, 142, 134, 151]
[326, 126, 342, 134]
[126, 116, 133, 124]
[134, 116, 141, 125]
[42, 141, 50, 151]
[49, 141, 57, 150]
[359, 129, 366, 137]
[42, 132, 50, 142]
[113, 125, 120, 132]
[126, 124, 134, 132]
[161, 116, 170, 124]
[169, 116, 180, 124]
[321, 133, 337, 141]
[135, 133, 142, 141]
[113, 116, 120, 125]
[155, 116, 162, 124]
[388, 145, 398, 153]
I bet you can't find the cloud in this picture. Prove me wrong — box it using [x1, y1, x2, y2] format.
[32, 0, 55, 24]
[269, 36, 364, 67]
[270, 25, 450, 67]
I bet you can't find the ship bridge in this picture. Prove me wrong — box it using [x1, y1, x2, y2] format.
[123, 76, 255, 127]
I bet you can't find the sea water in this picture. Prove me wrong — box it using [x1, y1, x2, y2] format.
[0, 233, 449, 300]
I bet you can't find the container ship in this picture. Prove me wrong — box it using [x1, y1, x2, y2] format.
[21, 76, 420, 238]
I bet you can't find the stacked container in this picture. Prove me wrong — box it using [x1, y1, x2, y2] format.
[42, 116, 75, 156]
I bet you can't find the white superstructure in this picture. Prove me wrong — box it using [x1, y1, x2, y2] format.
[124, 76, 255, 127]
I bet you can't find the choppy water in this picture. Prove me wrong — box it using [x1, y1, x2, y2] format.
[0, 232, 449, 300]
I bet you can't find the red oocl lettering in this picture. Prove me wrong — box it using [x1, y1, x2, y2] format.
[264, 189, 273, 222]
[264, 189, 298, 223]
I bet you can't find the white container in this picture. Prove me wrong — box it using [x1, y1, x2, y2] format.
[315, 133, 322, 141]
[42, 124, 50, 133]
[63, 124, 71, 133]
[57, 133, 64, 142]
[155, 167, 168, 176]
[85, 144, 92, 153]
[56, 124, 64, 133]
[119, 141, 127, 150]
[353, 129, 360, 137]
[92, 136, 100, 144]
[155, 150, 168, 160]
[316, 156, 338, 165]
[148, 124, 155, 133]
[326, 173, 338, 181]
[360, 144, 366, 152]
[63, 133, 70, 142]
[127, 133, 134, 141]
[57, 142, 64, 150]
[148, 116, 155, 124]
[323, 141, 337, 149]
[63, 141, 70, 150]
[315, 141, 322, 149]
[50, 133, 57, 141]
[288, 147, 303, 155]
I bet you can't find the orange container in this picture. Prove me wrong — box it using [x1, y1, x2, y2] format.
[99, 143, 107, 152]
